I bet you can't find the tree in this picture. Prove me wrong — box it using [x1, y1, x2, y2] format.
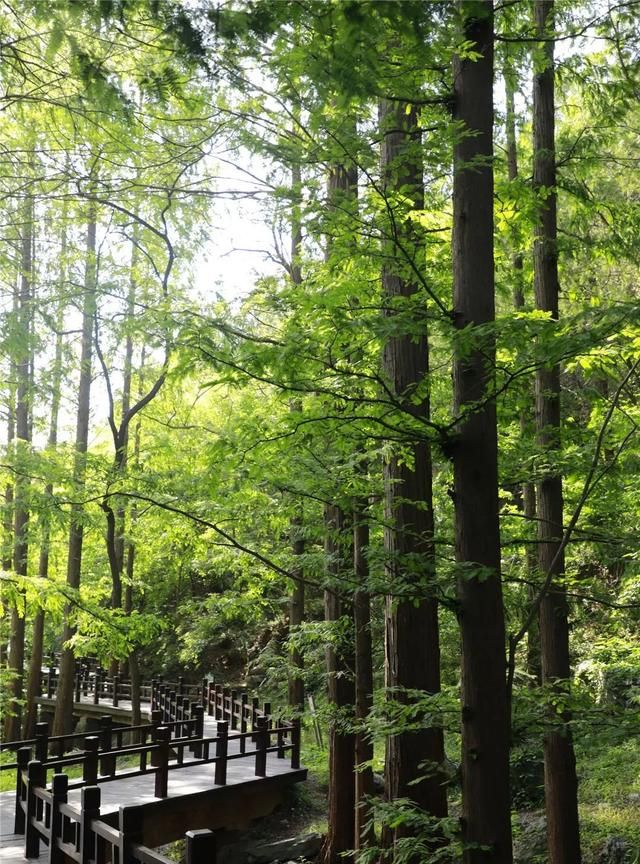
[53, 196, 97, 738]
[452, 3, 513, 861]
[532, 2, 582, 860]
[379, 97, 447, 847]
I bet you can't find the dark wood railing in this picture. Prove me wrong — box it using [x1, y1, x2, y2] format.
[21, 775, 217, 864]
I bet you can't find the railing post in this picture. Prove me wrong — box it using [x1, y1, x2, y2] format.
[150, 711, 162, 768]
[34, 722, 49, 763]
[229, 690, 237, 730]
[25, 760, 45, 859]
[186, 829, 217, 864]
[154, 727, 169, 798]
[99, 716, 115, 776]
[177, 675, 184, 696]
[214, 685, 222, 721]
[207, 681, 214, 717]
[221, 687, 229, 724]
[75, 667, 81, 703]
[113, 674, 120, 708]
[201, 677, 207, 707]
[263, 701, 271, 722]
[255, 717, 268, 778]
[239, 694, 248, 754]
[193, 704, 204, 759]
[291, 717, 301, 769]
[15, 747, 31, 834]
[175, 695, 184, 737]
[82, 663, 89, 697]
[169, 690, 176, 723]
[79, 786, 100, 864]
[151, 678, 158, 711]
[48, 773, 68, 864]
[118, 806, 143, 864]
[47, 661, 55, 698]
[93, 669, 100, 705]
[251, 696, 259, 728]
[83, 736, 99, 785]
[214, 721, 228, 786]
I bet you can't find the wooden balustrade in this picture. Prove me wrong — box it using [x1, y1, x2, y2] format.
[20, 770, 218, 864]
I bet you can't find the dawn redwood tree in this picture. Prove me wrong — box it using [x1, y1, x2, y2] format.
[504, 54, 540, 684]
[53, 198, 97, 738]
[4, 180, 34, 741]
[322, 161, 357, 864]
[452, 3, 513, 861]
[23, 212, 68, 737]
[287, 155, 305, 713]
[532, 1, 582, 860]
[379, 97, 447, 841]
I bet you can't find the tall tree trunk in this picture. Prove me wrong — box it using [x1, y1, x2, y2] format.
[23, 223, 67, 737]
[532, 3, 581, 861]
[323, 503, 356, 864]
[353, 496, 374, 851]
[379, 97, 447, 846]
[106, 233, 138, 679]
[1, 283, 18, 670]
[53, 202, 97, 738]
[4, 188, 34, 741]
[287, 156, 305, 712]
[322, 155, 358, 864]
[505, 59, 541, 685]
[452, 5, 513, 862]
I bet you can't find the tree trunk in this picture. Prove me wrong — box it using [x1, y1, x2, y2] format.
[353, 499, 374, 851]
[505, 58, 541, 685]
[53, 202, 97, 738]
[4, 188, 34, 741]
[379, 97, 447, 847]
[287, 156, 305, 712]
[532, 2, 581, 861]
[323, 503, 356, 864]
[23, 217, 67, 738]
[452, 4, 513, 862]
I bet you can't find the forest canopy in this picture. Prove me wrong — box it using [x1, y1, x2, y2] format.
[1, 1, 639, 863]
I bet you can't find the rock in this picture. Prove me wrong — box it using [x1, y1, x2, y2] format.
[513, 813, 547, 864]
[597, 837, 627, 864]
[247, 832, 323, 863]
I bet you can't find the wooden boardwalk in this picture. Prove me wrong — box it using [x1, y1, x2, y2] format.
[1, 689, 306, 863]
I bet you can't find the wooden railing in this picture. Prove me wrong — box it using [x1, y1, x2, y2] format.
[20, 775, 217, 864]
[0, 706, 204, 768]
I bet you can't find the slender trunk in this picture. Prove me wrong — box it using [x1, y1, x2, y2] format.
[1, 283, 17, 670]
[53, 202, 97, 738]
[287, 157, 305, 711]
[379, 98, 447, 847]
[321, 153, 358, 864]
[5, 189, 34, 741]
[123, 351, 145, 699]
[323, 503, 356, 864]
[453, 5, 513, 862]
[505, 61, 541, 684]
[23, 231, 67, 736]
[532, 3, 581, 861]
[353, 498, 374, 851]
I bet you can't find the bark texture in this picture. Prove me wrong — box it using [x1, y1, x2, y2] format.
[353, 502, 374, 850]
[533, 2, 581, 861]
[323, 504, 356, 864]
[452, 4, 513, 861]
[380, 97, 447, 843]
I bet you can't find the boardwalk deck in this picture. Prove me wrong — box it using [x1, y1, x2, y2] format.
[1, 692, 306, 862]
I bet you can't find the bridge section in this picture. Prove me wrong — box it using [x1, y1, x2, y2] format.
[0, 674, 306, 864]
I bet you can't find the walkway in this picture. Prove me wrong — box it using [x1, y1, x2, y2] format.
[1, 687, 306, 862]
